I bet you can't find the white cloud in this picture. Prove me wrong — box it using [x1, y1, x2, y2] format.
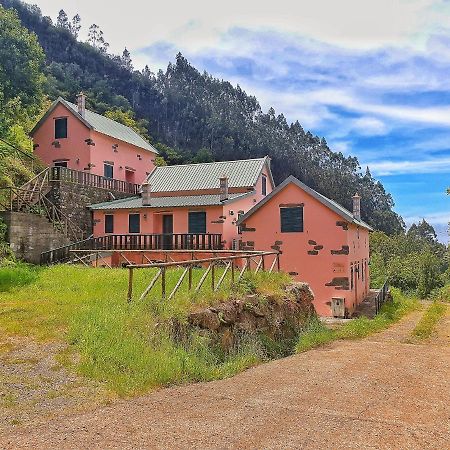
[368, 157, 450, 175]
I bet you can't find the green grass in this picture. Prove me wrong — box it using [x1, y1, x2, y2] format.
[0, 264, 291, 395]
[0, 263, 40, 292]
[296, 288, 420, 353]
[411, 301, 446, 340]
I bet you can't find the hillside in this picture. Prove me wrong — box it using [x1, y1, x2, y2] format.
[0, 0, 404, 233]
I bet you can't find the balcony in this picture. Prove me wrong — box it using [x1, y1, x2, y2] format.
[50, 166, 140, 195]
[40, 233, 223, 264]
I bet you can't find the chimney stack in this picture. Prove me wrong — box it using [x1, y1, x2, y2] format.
[219, 175, 229, 202]
[142, 181, 151, 206]
[352, 193, 361, 220]
[77, 92, 86, 118]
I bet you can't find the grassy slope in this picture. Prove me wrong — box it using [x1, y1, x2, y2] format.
[296, 288, 420, 353]
[0, 264, 290, 395]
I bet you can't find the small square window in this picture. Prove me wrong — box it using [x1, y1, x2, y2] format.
[188, 211, 206, 234]
[54, 118, 67, 139]
[280, 206, 303, 232]
[105, 215, 114, 234]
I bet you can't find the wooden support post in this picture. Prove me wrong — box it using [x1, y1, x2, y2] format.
[195, 264, 212, 293]
[138, 268, 162, 302]
[127, 267, 133, 302]
[168, 266, 190, 300]
[261, 254, 265, 272]
[188, 264, 193, 290]
[277, 253, 281, 272]
[161, 267, 166, 299]
[231, 259, 235, 284]
[211, 262, 215, 291]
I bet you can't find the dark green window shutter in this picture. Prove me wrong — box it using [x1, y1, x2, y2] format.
[129, 214, 140, 233]
[105, 215, 114, 234]
[104, 164, 114, 179]
[280, 207, 303, 232]
[188, 211, 206, 234]
[54, 118, 67, 139]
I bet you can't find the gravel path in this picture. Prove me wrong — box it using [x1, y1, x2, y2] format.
[2, 309, 449, 450]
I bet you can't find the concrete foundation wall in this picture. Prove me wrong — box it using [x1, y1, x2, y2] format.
[0, 211, 71, 264]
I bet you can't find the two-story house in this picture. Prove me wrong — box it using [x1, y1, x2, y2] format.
[30, 94, 158, 185]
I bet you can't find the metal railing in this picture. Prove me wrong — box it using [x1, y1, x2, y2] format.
[375, 280, 390, 314]
[50, 166, 140, 194]
[125, 250, 281, 302]
[40, 233, 223, 265]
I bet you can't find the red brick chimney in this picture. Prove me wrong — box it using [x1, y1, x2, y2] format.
[142, 181, 151, 206]
[219, 175, 229, 202]
[77, 92, 86, 118]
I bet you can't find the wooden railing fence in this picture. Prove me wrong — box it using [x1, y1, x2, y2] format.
[125, 250, 281, 303]
[375, 280, 390, 314]
[40, 233, 223, 264]
[50, 166, 140, 194]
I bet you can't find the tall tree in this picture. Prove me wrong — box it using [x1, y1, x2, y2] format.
[56, 9, 69, 30]
[87, 23, 109, 53]
[120, 48, 133, 71]
[70, 14, 81, 39]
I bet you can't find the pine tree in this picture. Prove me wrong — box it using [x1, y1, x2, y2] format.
[121, 48, 133, 71]
[87, 24, 109, 53]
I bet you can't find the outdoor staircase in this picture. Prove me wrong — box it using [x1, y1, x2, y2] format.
[0, 168, 85, 243]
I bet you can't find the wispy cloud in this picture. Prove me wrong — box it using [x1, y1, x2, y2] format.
[369, 157, 450, 175]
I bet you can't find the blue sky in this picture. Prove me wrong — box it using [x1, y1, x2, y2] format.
[34, 0, 450, 241]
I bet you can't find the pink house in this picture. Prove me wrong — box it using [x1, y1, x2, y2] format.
[237, 176, 372, 317]
[89, 157, 274, 250]
[30, 94, 158, 185]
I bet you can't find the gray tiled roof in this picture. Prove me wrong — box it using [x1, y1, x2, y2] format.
[31, 97, 158, 154]
[89, 192, 249, 210]
[237, 175, 373, 231]
[147, 157, 271, 192]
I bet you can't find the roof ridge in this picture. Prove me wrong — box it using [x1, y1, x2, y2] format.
[152, 156, 267, 170]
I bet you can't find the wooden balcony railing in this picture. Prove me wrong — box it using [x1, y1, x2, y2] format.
[50, 166, 140, 194]
[40, 233, 223, 265]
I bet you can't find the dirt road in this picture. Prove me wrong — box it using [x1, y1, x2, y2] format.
[2, 307, 449, 449]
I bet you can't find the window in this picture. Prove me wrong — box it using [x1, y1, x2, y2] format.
[188, 211, 206, 234]
[128, 214, 140, 233]
[105, 215, 114, 234]
[350, 265, 354, 290]
[261, 175, 267, 196]
[53, 161, 67, 168]
[104, 163, 114, 179]
[237, 211, 244, 235]
[361, 260, 364, 281]
[280, 206, 303, 233]
[54, 118, 67, 139]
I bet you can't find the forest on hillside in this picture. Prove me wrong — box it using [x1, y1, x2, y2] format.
[0, 0, 406, 234]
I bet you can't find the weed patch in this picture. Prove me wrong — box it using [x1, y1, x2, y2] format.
[411, 302, 446, 340]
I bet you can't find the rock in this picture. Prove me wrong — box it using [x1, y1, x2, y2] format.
[286, 282, 315, 306]
[188, 309, 221, 331]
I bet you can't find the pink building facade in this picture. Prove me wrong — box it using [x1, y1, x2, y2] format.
[89, 158, 274, 250]
[30, 95, 158, 184]
[237, 176, 372, 317]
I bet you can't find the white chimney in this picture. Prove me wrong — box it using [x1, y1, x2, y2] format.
[352, 193, 361, 220]
[77, 92, 86, 118]
[142, 182, 151, 206]
[219, 175, 229, 202]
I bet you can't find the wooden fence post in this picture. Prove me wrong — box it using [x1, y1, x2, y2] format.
[161, 267, 166, 299]
[127, 267, 133, 303]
